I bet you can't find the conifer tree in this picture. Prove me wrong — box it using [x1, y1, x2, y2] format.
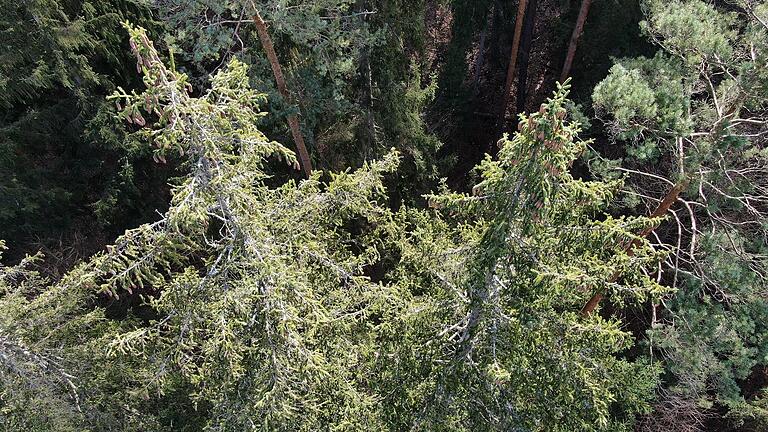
[0, 22, 698, 431]
[154, 0, 442, 200]
[389, 82, 666, 430]
[560, 0, 593, 83]
[499, 0, 528, 127]
[592, 0, 768, 427]
[154, 0, 379, 167]
[0, 0, 162, 261]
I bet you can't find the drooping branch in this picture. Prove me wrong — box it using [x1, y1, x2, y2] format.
[251, 5, 313, 177]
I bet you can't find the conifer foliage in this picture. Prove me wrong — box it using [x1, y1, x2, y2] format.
[593, 0, 768, 428]
[0, 25, 671, 431]
[2, 1, 768, 431]
[0, 0, 159, 258]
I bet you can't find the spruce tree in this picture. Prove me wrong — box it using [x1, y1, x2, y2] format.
[0, 0, 164, 264]
[0, 27, 670, 430]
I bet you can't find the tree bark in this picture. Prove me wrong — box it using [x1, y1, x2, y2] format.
[515, 0, 537, 115]
[498, 0, 528, 128]
[252, 7, 313, 177]
[560, 0, 592, 83]
[580, 180, 688, 315]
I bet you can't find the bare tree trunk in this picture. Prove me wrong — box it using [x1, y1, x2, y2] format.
[560, 0, 592, 83]
[515, 0, 537, 115]
[581, 181, 688, 315]
[251, 7, 313, 177]
[498, 0, 528, 128]
[359, 0, 376, 159]
[473, 17, 489, 91]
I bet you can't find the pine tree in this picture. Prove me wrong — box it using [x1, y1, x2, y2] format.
[592, 0, 768, 428]
[560, 0, 593, 83]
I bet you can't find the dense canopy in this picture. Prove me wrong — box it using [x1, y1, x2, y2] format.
[1, 1, 767, 431]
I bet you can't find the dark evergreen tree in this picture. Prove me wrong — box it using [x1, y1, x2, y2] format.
[0, 0, 166, 265]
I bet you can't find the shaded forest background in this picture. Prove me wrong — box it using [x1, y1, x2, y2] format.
[2, 0, 652, 266]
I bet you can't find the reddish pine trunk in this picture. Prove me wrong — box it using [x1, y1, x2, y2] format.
[560, 0, 592, 83]
[498, 0, 528, 128]
[580, 181, 688, 315]
[252, 8, 313, 177]
[515, 0, 537, 115]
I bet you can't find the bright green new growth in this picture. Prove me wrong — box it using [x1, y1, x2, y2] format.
[105, 24, 402, 429]
[417, 83, 666, 431]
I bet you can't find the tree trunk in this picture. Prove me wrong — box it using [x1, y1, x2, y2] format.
[560, 0, 592, 83]
[580, 181, 688, 315]
[473, 16, 489, 91]
[515, 0, 537, 115]
[252, 8, 313, 177]
[498, 0, 528, 128]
